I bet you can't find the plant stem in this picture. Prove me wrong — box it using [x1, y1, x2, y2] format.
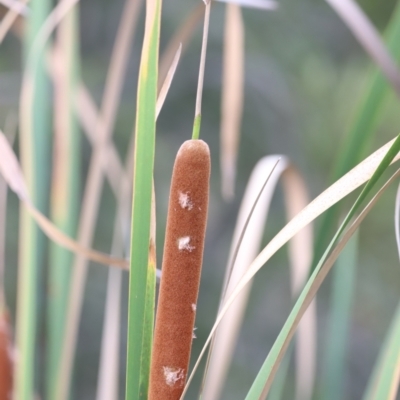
[192, 0, 211, 140]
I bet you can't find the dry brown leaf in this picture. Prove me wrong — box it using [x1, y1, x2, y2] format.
[220, 3, 244, 200]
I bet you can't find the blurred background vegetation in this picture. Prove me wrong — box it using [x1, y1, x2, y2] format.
[1, 0, 400, 398]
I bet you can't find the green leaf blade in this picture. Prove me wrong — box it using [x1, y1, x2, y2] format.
[125, 0, 162, 399]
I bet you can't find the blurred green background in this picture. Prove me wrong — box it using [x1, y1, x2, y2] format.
[2, 0, 400, 398]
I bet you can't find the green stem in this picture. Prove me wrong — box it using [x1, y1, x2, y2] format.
[192, 114, 202, 140]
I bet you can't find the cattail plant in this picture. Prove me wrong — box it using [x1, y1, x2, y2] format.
[148, 1, 212, 398]
[3, 0, 400, 399]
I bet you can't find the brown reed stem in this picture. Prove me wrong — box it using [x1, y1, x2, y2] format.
[149, 140, 210, 400]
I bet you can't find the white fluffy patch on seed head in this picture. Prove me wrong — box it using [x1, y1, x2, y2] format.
[192, 327, 197, 339]
[163, 366, 185, 387]
[191, 303, 196, 311]
[177, 236, 195, 252]
[178, 191, 193, 210]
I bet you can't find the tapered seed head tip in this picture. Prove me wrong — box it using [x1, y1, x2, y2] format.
[177, 139, 210, 159]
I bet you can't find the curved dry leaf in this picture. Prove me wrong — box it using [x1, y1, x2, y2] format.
[26, 202, 128, 269]
[325, 0, 400, 95]
[202, 156, 316, 400]
[0, 130, 128, 269]
[181, 137, 400, 398]
[220, 3, 244, 200]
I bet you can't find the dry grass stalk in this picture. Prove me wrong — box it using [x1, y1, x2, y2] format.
[220, 2, 244, 200]
[149, 140, 210, 400]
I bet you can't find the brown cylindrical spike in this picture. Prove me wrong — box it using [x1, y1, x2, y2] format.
[0, 308, 13, 400]
[149, 140, 210, 400]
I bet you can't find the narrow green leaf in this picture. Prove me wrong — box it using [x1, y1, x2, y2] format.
[245, 135, 400, 399]
[125, 0, 162, 398]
